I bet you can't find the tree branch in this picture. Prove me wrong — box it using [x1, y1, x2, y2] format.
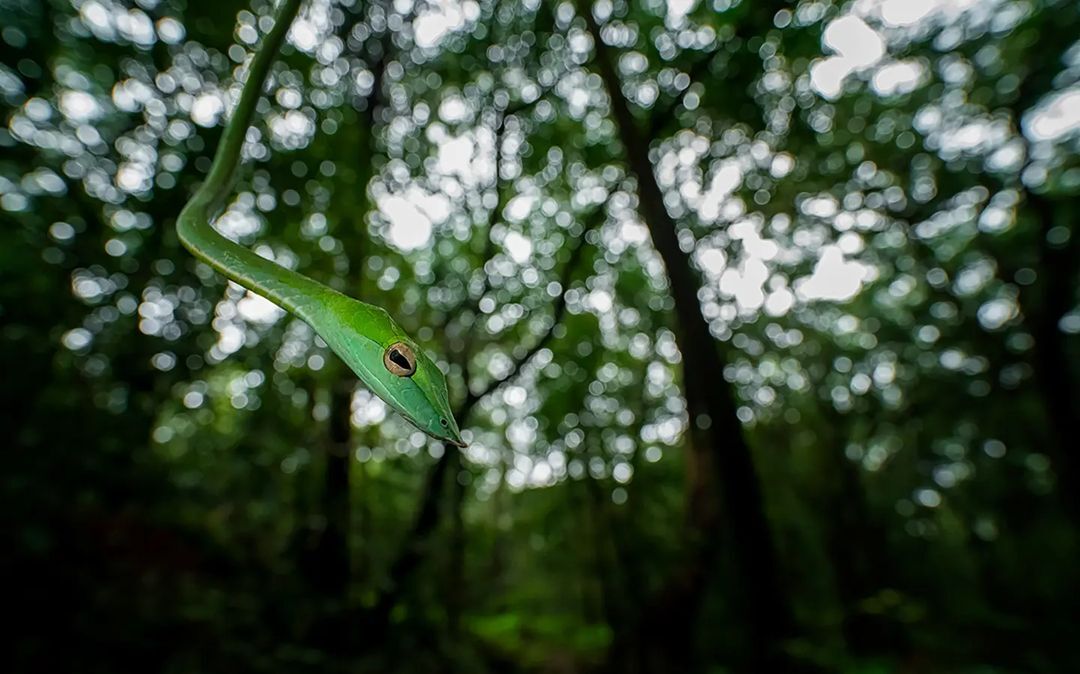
[464, 221, 593, 411]
[450, 85, 557, 380]
[366, 208, 598, 636]
[646, 48, 720, 139]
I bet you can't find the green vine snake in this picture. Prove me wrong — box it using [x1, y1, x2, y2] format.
[177, 0, 465, 447]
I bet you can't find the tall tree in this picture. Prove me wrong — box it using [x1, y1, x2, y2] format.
[576, 1, 796, 670]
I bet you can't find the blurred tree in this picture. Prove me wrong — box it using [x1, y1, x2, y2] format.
[3, 0, 1079, 672]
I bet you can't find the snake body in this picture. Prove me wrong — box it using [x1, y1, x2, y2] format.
[177, 0, 464, 447]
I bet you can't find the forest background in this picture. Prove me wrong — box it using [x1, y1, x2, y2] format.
[2, 0, 1079, 671]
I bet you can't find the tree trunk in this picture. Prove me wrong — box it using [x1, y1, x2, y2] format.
[308, 16, 389, 651]
[308, 381, 353, 652]
[816, 409, 908, 657]
[1022, 193, 1080, 520]
[1009, 3, 1080, 522]
[444, 450, 466, 638]
[578, 3, 796, 670]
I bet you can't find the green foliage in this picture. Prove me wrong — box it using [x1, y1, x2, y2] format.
[2, 0, 1078, 672]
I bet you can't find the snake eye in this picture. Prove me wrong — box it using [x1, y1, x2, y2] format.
[384, 342, 417, 377]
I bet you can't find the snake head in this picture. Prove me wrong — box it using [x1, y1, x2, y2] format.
[373, 337, 466, 448]
[313, 298, 466, 448]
